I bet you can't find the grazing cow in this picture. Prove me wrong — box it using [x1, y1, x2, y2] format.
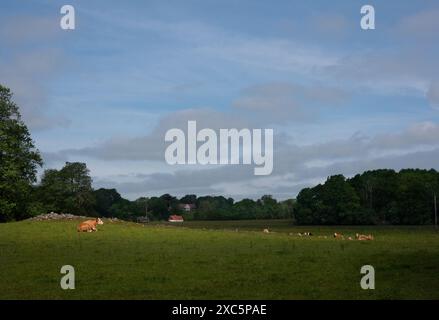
[356, 233, 374, 241]
[77, 218, 104, 232]
[298, 232, 313, 237]
[263, 228, 270, 234]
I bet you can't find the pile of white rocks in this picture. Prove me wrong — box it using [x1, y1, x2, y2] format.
[28, 212, 86, 221]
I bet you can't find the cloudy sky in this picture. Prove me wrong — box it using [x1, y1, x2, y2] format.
[1, 0, 439, 200]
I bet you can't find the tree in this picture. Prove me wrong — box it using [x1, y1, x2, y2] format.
[320, 175, 361, 224]
[295, 187, 322, 224]
[37, 169, 67, 213]
[257, 195, 280, 219]
[39, 162, 95, 215]
[232, 198, 259, 220]
[160, 193, 179, 212]
[62, 162, 95, 214]
[180, 194, 197, 204]
[147, 197, 169, 220]
[195, 196, 234, 220]
[349, 169, 398, 224]
[280, 199, 295, 221]
[94, 188, 123, 217]
[108, 198, 141, 219]
[133, 197, 150, 218]
[295, 175, 361, 225]
[396, 169, 436, 225]
[0, 85, 42, 221]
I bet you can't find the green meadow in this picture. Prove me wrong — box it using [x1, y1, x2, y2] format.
[0, 219, 438, 300]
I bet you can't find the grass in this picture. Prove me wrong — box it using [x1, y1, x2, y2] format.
[0, 219, 438, 299]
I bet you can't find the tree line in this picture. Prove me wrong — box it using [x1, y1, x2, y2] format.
[1, 84, 438, 224]
[295, 170, 438, 225]
[30, 161, 294, 221]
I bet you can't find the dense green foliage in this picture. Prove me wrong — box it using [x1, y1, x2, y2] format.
[35, 162, 96, 215]
[93, 188, 122, 216]
[295, 170, 439, 225]
[94, 192, 292, 221]
[0, 85, 42, 222]
[192, 194, 293, 221]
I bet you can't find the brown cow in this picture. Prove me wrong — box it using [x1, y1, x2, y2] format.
[77, 218, 104, 232]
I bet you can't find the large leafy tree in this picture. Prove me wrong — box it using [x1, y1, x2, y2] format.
[39, 162, 95, 215]
[295, 175, 361, 225]
[349, 169, 398, 224]
[0, 85, 42, 221]
[320, 175, 361, 224]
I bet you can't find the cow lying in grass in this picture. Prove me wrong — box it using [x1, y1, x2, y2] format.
[333, 232, 374, 240]
[77, 218, 104, 232]
[356, 233, 374, 241]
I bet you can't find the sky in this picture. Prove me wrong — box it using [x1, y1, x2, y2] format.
[1, 0, 439, 200]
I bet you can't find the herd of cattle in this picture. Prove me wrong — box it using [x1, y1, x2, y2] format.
[296, 231, 374, 240]
[333, 232, 374, 240]
[263, 228, 374, 240]
[295, 231, 374, 240]
[76, 218, 374, 241]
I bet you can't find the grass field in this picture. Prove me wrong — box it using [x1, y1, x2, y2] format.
[1, 219, 438, 299]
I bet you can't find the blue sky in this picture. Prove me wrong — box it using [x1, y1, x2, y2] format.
[1, 0, 439, 199]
